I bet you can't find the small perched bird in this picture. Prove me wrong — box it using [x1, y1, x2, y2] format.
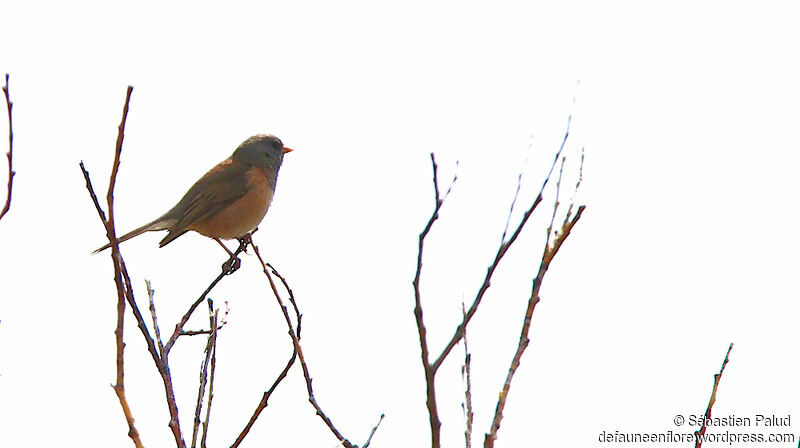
[94, 134, 292, 254]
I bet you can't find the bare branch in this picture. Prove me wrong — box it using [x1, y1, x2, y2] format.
[106, 86, 133, 244]
[146, 279, 165, 355]
[252, 244, 358, 448]
[694, 343, 734, 448]
[81, 87, 148, 448]
[83, 86, 187, 448]
[432, 113, 570, 371]
[484, 205, 585, 448]
[412, 153, 457, 448]
[231, 254, 303, 448]
[1, 74, 14, 222]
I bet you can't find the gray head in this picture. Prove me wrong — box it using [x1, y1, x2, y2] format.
[231, 134, 293, 169]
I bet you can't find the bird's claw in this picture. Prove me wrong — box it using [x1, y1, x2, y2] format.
[222, 256, 241, 275]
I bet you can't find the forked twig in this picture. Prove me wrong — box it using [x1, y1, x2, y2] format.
[252, 245, 357, 448]
[146, 280, 165, 355]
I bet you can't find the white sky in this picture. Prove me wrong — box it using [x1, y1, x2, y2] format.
[1, 1, 800, 447]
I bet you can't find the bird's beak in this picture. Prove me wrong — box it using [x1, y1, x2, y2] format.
[283, 146, 294, 154]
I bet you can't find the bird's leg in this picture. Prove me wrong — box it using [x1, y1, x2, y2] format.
[215, 238, 235, 257]
[216, 238, 241, 274]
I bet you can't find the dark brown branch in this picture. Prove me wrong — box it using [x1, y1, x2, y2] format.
[694, 343, 734, 448]
[1, 74, 14, 222]
[82, 86, 187, 448]
[411, 153, 458, 448]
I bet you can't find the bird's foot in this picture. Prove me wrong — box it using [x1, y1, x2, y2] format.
[222, 256, 242, 275]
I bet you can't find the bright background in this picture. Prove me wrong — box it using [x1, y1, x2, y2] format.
[1, 1, 799, 447]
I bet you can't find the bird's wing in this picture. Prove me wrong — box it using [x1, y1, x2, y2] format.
[164, 159, 252, 232]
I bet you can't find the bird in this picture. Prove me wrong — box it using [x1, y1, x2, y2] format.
[94, 134, 292, 254]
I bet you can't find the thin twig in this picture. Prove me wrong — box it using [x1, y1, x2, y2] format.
[231, 350, 297, 448]
[499, 135, 534, 243]
[180, 326, 224, 336]
[564, 147, 584, 222]
[361, 413, 385, 448]
[1, 74, 14, 222]
[433, 111, 573, 372]
[230, 256, 304, 448]
[201, 309, 219, 448]
[192, 299, 216, 448]
[146, 279, 165, 355]
[461, 303, 473, 448]
[484, 205, 586, 448]
[694, 343, 734, 448]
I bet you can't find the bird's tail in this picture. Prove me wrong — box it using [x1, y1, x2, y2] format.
[92, 218, 172, 254]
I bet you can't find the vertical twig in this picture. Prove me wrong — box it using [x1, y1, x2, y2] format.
[147, 279, 165, 355]
[192, 299, 216, 448]
[361, 414, 385, 448]
[461, 303, 473, 448]
[200, 310, 219, 448]
[412, 153, 457, 448]
[694, 343, 734, 448]
[1, 73, 15, 222]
